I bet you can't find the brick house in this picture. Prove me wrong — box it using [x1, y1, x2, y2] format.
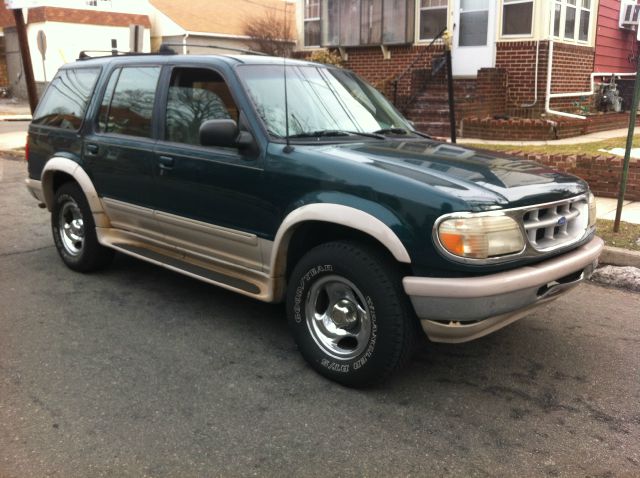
[296, 0, 640, 140]
[0, 0, 151, 99]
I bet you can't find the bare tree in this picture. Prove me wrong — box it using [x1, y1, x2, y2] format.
[244, 9, 294, 57]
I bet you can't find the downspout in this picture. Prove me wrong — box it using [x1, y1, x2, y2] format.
[182, 32, 190, 55]
[521, 40, 539, 108]
[545, 40, 588, 119]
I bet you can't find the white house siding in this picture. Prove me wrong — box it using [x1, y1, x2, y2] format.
[26, 21, 151, 82]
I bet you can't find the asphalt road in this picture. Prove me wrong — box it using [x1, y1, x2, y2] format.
[1, 156, 639, 477]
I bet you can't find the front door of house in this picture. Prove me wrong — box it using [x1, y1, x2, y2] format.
[452, 0, 496, 77]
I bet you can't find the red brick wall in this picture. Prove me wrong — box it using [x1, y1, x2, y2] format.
[300, 40, 596, 129]
[463, 112, 640, 141]
[549, 42, 596, 112]
[495, 41, 549, 114]
[0, 36, 8, 88]
[508, 152, 640, 201]
[495, 41, 595, 114]
[341, 44, 445, 100]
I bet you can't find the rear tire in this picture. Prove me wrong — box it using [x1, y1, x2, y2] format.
[286, 241, 415, 387]
[51, 182, 114, 272]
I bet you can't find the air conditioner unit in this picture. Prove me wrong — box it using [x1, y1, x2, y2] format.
[620, 0, 640, 29]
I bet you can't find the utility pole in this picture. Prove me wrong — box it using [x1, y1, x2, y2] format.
[11, 7, 38, 113]
[613, 52, 640, 232]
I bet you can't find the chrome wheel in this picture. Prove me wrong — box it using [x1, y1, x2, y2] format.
[58, 199, 85, 256]
[305, 275, 372, 361]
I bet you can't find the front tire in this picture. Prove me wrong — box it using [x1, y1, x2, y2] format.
[286, 241, 415, 387]
[51, 182, 114, 272]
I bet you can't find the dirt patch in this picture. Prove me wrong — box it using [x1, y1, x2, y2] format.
[597, 219, 640, 251]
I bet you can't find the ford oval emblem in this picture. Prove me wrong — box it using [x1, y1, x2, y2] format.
[557, 216, 567, 226]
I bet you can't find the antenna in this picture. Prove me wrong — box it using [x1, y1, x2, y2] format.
[282, 1, 293, 153]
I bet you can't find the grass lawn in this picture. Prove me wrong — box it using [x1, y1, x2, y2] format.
[465, 134, 640, 157]
[596, 219, 640, 251]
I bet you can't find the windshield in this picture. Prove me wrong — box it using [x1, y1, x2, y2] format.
[237, 64, 413, 138]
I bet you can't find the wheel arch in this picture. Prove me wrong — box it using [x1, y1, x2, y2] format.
[269, 204, 412, 283]
[41, 157, 110, 228]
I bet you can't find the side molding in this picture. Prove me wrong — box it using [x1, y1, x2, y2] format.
[41, 157, 110, 228]
[270, 203, 411, 278]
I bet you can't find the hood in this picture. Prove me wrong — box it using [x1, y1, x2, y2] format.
[318, 139, 588, 209]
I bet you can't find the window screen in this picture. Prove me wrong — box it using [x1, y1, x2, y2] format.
[32, 68, 100, 130]
[502, 0, 533, 36]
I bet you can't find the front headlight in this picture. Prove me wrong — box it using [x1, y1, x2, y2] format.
[588, 192, 597, 228]
[437, 215, 525, 260]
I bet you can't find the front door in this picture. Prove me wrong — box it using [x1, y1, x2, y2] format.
[452, 0, 496, 77]
[152, 65, 268, 271]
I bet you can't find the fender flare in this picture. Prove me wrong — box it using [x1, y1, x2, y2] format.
[41, 157, 110, 228]
[269, 203, 411, 278]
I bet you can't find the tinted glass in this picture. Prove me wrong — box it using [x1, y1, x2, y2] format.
[97, 68, 120, 132]
[32, 68, 99, 130]
[102, 66, 161, 137]
[165, 68, 235, 146]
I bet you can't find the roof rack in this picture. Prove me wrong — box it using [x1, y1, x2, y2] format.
[158, 43, 268, 56]
[77, 49, 175, 61]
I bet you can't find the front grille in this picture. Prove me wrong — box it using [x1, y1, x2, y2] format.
[521, 196, 588, 250]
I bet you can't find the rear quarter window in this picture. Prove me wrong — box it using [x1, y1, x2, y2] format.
[32, 68, 100, 130]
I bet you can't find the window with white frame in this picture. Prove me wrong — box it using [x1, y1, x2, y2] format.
[419, 0, 448, 40]
[502, 0, 534, 36]
[553, 0, 593, 42]
[304, 0, 321, 47]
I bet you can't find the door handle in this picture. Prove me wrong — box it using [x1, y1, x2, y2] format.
[85, 143, 99, 155]
[158, 155, 175, 171]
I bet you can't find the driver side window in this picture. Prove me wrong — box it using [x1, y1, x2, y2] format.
[165, 67, 238, 146]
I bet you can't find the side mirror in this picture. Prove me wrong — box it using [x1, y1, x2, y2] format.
[199, 119, 255, 151]
[199, 119, 238, 148]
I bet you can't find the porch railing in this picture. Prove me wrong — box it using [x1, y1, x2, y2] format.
[391, 27, 447, 107]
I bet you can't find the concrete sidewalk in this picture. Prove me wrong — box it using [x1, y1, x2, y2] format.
[596, 197, 640, 224]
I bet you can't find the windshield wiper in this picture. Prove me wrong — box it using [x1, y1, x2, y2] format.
[372, 127, 433, 139]
[287, 129, 385, 140]
[372, 127, 410, 135]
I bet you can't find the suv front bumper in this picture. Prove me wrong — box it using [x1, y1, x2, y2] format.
[403, 236, 603, 343]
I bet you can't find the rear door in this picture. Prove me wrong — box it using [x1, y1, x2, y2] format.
[83, 65, 164, 240]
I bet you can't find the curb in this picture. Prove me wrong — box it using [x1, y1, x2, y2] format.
[600, 246, 640, 268]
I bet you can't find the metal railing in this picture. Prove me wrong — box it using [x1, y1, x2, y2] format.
[391, 27, 447, 106]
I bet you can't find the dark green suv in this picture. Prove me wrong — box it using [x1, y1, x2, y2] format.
[26, 53, 602, 387]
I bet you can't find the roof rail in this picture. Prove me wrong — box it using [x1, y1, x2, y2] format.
[77, 49, 175, 61]
[158, 43, 268, 56]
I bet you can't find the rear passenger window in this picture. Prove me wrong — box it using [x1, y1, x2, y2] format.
[98, 66, 161, 138]
[32, 68, 99, 130]
[165, 67, 238, 146]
